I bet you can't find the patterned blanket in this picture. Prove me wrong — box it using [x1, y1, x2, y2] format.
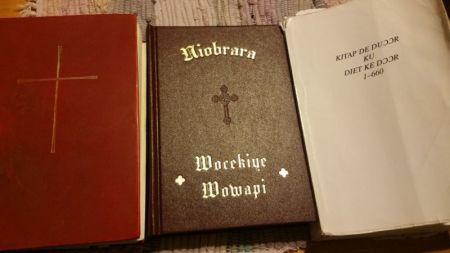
[20, 0, 348, 40]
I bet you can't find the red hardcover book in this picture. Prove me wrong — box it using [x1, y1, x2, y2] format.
[0, 15, 146, 251]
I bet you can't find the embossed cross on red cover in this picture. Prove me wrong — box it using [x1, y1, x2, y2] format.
[212, 85, 239, 125]
[17, 45, 98, 154]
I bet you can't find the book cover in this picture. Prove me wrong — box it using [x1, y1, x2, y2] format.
[0, 15, 145, 250]
[148, 26, 316, 235]
[285, 0, 450, 237]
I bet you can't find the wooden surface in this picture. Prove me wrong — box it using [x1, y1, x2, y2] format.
[0, 0, 25, 17]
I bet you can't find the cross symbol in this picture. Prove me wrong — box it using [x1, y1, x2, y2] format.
[175, 175, 186, 186]
[17, 45, 98, 154]
[279, 168, 289, 178]
[212, 85, 239, 125]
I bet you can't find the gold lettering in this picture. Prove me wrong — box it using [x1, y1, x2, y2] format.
[180, 45, 198, 62]
[247, 50, 256, 59]
[204, 47, 212, 56]
[231, 47, 239, 56]
[223, 46, 230, 55]
[197, 44, 204, 57]
[202, 181, 219, 199]
[239, 48, 248, 57]
[181, 43, 256, 61]
[212, 42, 221, 55]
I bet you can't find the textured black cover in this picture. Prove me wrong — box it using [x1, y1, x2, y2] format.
[148, 25, 316, 235]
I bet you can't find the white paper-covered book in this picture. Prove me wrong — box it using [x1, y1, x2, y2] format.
[284, 0, 450, 237]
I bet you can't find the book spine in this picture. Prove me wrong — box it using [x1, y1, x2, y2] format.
[148, 25, 162, 235]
